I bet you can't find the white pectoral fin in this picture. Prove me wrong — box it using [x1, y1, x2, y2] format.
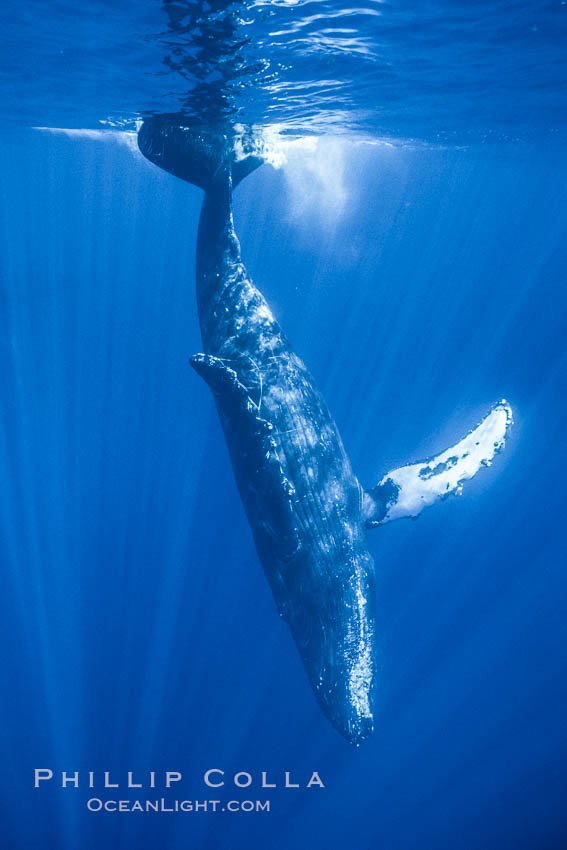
[364, 400, 513, 528]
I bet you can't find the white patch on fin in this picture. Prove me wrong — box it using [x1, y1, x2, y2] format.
[376, 400, 513, 524]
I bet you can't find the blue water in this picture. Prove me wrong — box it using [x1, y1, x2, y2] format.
[1, 2, 567, 849]
[3, 0, 567, 141]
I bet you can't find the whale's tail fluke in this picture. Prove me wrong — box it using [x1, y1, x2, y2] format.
[137, 119, 264, 191]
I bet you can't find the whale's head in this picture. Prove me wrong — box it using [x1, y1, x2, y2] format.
[288, 548, 377, 746]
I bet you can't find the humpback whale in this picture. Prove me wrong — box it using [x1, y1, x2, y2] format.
[138, 120, 512, 745]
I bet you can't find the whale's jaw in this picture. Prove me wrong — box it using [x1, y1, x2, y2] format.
[282, 551, 377, 746]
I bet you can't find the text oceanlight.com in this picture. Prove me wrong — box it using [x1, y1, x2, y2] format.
[86, 798, 270, 813]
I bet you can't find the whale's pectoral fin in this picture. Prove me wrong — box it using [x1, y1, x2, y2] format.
[363, 400, 513, 528]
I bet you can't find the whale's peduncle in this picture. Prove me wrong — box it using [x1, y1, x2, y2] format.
[195, 164, 242, 323]
[137, 120, 265, 349]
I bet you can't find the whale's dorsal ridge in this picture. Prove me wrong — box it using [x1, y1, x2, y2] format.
[190, 352, 270, 430]
[191, 352, 251, 403]
[191, 353, 244, 394]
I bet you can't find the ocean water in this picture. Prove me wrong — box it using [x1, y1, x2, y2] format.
[1, 2, 567, 849]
